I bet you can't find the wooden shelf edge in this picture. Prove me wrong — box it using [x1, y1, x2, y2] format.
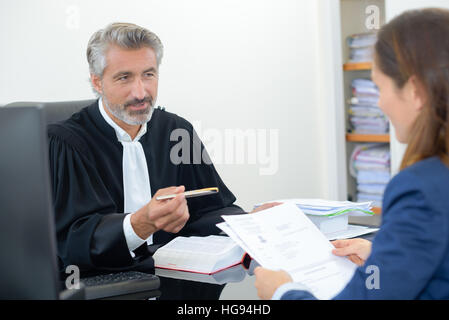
[346, 133, 390, 143]
[343, 61, 372, 71]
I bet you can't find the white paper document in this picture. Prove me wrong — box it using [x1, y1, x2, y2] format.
[219, 203, 358, 300]
[325, 225, 379, 241]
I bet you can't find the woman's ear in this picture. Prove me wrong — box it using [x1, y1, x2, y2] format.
[405, 75, 427, 112]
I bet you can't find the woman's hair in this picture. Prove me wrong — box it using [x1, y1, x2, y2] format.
[374, 8, 449, 169]
[86, 22, 164, 77]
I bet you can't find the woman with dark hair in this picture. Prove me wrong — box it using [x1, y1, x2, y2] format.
[254, 8, 449, 300]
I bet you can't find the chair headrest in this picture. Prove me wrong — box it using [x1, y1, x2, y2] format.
[5, 99, 96, 124]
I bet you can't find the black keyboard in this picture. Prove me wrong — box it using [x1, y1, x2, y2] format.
[81, 271, 160, 300]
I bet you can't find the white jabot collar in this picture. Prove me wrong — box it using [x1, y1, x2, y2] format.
[98, 97, 154, 250]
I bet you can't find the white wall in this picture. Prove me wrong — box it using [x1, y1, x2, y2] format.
[0, 0, 330, 212]
[386, 0, 449, 19]
[0, 0, 329, 299]
[315, 0, 348, 201]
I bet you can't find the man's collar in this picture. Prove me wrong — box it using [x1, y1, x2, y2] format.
[98, 97, 148, 142]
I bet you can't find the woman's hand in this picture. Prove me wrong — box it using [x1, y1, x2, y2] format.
[331, 238, 372, 266]
[254, 267, 293, 300]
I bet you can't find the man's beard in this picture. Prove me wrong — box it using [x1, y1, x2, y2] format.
[103, 95, 154, 126]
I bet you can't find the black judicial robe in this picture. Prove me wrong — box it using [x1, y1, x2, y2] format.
[47, 101, 245, 276]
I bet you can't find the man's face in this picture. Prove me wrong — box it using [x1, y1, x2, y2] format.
[91, 45, 159, 126]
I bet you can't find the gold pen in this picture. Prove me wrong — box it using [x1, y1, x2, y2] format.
[155, 187, 219, 200]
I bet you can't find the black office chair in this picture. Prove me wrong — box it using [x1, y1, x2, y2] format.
[5, 99, 96, 124]
[3, 100, 161, 300]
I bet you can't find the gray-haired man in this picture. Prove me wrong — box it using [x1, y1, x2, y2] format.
[48, 22, 246, 299]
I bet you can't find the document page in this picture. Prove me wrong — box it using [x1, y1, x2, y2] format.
[325, 225, 379, 241]
[221, 203, 357, 299]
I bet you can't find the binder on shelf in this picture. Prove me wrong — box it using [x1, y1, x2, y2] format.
[349, 78, 389, 134]
[347, 32, 377, 63]
[350, 143, 391, 208]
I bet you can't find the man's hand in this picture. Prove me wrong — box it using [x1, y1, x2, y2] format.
[131, 186, 190, 239]
[249, 202, 283, 214]
[331, 238, 372, 266]
[254, 267, 293, 300]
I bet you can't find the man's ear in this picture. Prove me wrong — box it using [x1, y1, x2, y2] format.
[406, 75, 427, 112]
[90, 74, 103, 95]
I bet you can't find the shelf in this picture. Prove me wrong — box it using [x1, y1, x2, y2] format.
[346, 133, 390, 143]
[371, 207, 382, 215]
[343, 61, 372, 71]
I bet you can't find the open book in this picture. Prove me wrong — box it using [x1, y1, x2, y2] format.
[153, 235, 248, 275]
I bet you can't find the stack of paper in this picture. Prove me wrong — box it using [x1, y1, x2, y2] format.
[347, 32, 377, 62]
[254, 199, 377, 239]
[350, 143, 391, 207]
[292, 198, 374, 217]
[349, 78, 389, 134]
[217, 203, 359, 300]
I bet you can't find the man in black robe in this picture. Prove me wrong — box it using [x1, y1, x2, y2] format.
[48, 22, 276, 299]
